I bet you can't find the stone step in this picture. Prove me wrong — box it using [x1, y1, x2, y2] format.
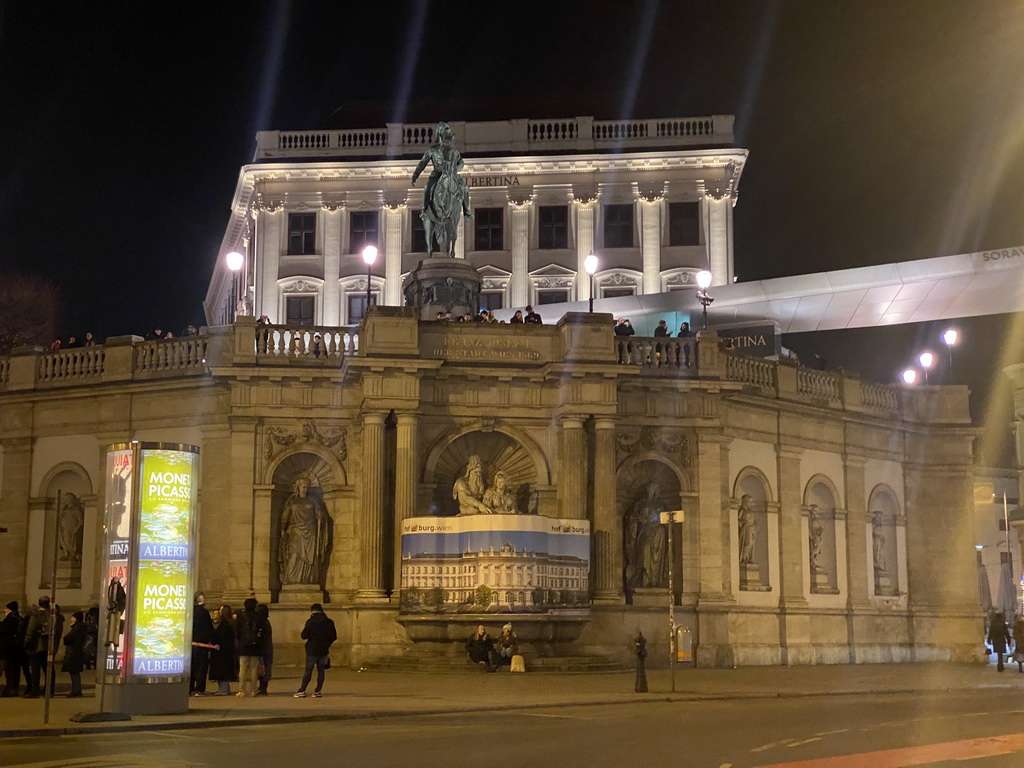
[360, 654, 628, 674]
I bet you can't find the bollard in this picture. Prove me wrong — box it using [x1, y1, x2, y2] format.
[634, 631, 648, 693]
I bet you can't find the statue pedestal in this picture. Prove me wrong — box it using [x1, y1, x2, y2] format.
[631, 587, 669, 607]
[403, 257, 482, 320]
[810, 567, 837, 594]
[56, 560, 81, 589]
[739, 562, 770, 591]
[278, 584, 325, 606]
[874, 571, 898, 596]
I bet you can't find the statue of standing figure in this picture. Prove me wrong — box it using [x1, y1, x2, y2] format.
[808, 504, 824, 572]
[279, 476, 330, 585]
[58, 493, 85, 562]
[737, 494, 758, 565]
[872, 515, 887, 573]
[412, 121, 473, 258]
[624, 484, 668, 590]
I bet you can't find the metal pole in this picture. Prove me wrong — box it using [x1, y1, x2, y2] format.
[366, 264, 372, 310]
[44, 490, 61, 724]
[667, 511, 675, 693]
[589, 273, 594, 314]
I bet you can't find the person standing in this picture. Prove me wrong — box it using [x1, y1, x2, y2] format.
[23, 597, 60, 698]
[190, 592, 215, 696]
[614, 318, 635, 336]
[61, 612, 87, 697]
[676, 322, 692, 367]
[988, 610, 1011, 672]
[255, 604, 273, 696]
[293, 604, 336, 698]
[653, 320, 669, 337]
[235, 598, 268, 698]
[1014, 615, 1024, 673]
[1, 601, 22, 696]
[208, 605, 236, 695]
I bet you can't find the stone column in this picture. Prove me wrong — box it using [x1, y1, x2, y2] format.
[592, 418, 621, 603]
[0, 437, 33, 599]
[393, 413, 419, 592]
[704, 195, 732, 287]
[510, 202, 530, 306]
[574, 202, 596, 304]
[384, 207, 405, 306]
[559, 416, 586, 519]
[356, 413, 388, 602]
[639, 199, 662, 294]
[322, 206, 342, 324]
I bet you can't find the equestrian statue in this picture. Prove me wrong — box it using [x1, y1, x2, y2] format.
[412, 121, 472, 258]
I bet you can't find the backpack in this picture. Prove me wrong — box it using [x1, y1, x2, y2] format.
[238, 614, 261, 647]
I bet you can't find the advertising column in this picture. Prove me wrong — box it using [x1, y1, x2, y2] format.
[101, 442, 199, 715]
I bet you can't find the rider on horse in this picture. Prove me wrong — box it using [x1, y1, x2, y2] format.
[412, 121, 472, 257]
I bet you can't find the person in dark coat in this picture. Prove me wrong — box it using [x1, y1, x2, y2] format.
[465, 625, 495, 672]
[82, 606, 99, 671]
[23, 597, 62, 698]
[189, 592, 215, 696]
[235, 597, 268, 698]
[676, 322, 692, 367]
[61, 612, 87, 697]
[208, 605, 237, 695]
[1, 601, 22, 696]
[988, 610, 1011, 671]
[255, 603, 273, 696]
[1013, 615, 1024, 673]
[293, 604, 336, 698]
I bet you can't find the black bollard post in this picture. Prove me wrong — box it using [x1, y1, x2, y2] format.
[634, 631, 648, 693]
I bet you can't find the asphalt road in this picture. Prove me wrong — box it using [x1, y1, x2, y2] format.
[3, 690, 1024, 767]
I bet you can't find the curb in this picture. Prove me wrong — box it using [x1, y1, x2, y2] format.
[0, 683, 1016, 739]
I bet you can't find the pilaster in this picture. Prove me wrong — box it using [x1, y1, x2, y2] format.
[592, 418, 621, 603]
[384, 207, 405, 306]
[776, 445, 806, 607]
[558, 416, 586, 519]
[392, 413, 419, 592]
[323, 207, 342, 323]
[704, 195, 731, 287]
[0, 437, 33, 600]
[843, 455, 870, 610]
[356, 413, 388, 602]
[510, 202, 530, 306]
[573, 202, 596, 303]
[639, 198, 661, 294]
[257, 206, 283, 321]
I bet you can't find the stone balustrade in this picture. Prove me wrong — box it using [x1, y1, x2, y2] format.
[254, 324, 359, 362]
[615, 337, 694, 370]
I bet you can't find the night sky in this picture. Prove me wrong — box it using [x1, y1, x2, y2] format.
[2, 1, 1023, 461]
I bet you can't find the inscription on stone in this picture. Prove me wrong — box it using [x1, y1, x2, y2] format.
[432, 335, 542, 361]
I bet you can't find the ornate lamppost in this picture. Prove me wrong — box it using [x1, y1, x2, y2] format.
[918, 351, 935, 384]
[584, 253, 599, 314]
[695, 270, 713, 331]
[362, 245, 378, 314]
[943, 328, 959, 378]
[226, 251, 244, 322]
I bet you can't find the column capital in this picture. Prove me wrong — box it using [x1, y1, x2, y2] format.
[593, 417, 617, 432]
[559, 415, 585, 429]
[361, 412, 387, 427]
[776, 445, 804, 460]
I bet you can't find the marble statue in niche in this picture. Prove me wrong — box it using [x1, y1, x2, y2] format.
[737, 494, 758, 565]
[453, 457, 523, 516]
[482, 471, 521, 515]
[57, 493, 84, 562]
[872, 522, 887, 574]
[624, 483, 668, 590]
[279, 476, 330, 585]
[808, 504, 824, 573]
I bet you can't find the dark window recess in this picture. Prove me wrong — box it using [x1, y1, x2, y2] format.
[538, 205, 568, 249]
[602, 288, 634, 299]
[603, 204, 633, 248]
[348, 294, 377, 323]
[999, 518, 1008, 531]
[285, 296, 315, 326]
[537, 290, 569, 305]
[480, 292, 504, 311]
[350, 211, 379, 253]
[411, 211, 428, 253]
[1001, 550, 1011, 565]
[288, 213, 316, 255]
[474, 208, 504, 251]
[668, 202, 701, 246]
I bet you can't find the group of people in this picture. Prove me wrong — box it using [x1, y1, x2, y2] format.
[46, 325, 200, 352]
[190, 594, 337, 699]
[433, 305, 544, 324]
[1, 597, 97, 698]
[986, 611, 1024, 672]
[465, 623, 519, 672]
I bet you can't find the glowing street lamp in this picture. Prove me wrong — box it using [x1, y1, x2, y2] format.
[695, 270, 713, 331]
[584, 253, 599, 314]
[942, 328, 959, 377]
[362, 245, 378, 312]
[918, 351, 935, 384]
[226, 251, 244, 321]
[902, 368, 918, 385]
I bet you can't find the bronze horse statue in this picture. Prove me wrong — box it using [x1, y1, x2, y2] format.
[412, 122, 472, 258]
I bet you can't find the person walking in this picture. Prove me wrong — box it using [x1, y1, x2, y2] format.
[208, 605, 237, 695]
[293, 604, 336, 698]
[61, 612, 87, 697]
[1013, 615, 1024, 673]
[988, 610, 1011, 671]
[190, 591, 215, 696]
[235, 598, 268, 698]
[1, 601, 22, 696]
[255, 604, 273, 696]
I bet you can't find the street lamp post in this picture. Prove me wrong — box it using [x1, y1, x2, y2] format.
[362, 245, 378, 315]
[226, 251, 244, 322]
[660, 508, 685, 691]
[918, 351, 935, 384]
[584, 253, 599, 314]
[942, 329, 958, 378]
[695, 270, 713, 331]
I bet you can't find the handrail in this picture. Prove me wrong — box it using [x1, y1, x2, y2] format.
[256, 324, 359, 361]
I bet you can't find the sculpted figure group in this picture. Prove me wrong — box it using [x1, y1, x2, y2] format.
[453, 456, 522, 516]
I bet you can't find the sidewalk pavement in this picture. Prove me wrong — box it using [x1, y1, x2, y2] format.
[2, 662, 1022, 738]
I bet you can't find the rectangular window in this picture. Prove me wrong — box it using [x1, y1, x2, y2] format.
[668, 202, 700, 246]
[347, 293, 377, 324]
[350, 211, 379, 253]
[537, 290, 569, 305]
[411, 211, 427, 253]
[285, 296, 315, 326]
[602, 287, 635, 299]
[538, 205, 568, 249]
[603, 204, 633, 248]
[287, 213, 316, 255]
[474, 208, 503, 251]
[480, 292, 504, 311]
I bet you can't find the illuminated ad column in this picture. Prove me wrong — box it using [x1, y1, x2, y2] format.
[101, 442, 199, 716]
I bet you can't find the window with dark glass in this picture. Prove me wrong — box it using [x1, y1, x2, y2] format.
[474, 208, 503, 251]
[538, 205, 568, 249]
[348, 293, 377, 324]
[288, 213, 317, 255]
[350, 211, 379, 253]
[1001, 550, 1011, 565]
[603, 204, 633, 248]
[411, 211, 427, 253]
[669, 202, 700, 246]
[603, 288, 634, 299]
[285, 296, 315, 326]
[537, 290, 569, 305]
[480, 292, 504, 311]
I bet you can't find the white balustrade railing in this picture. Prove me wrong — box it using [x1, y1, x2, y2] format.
[797, 368, 841, 403]
[136, 337, 208, 373]
[38, 348, 105, 383]
[861, 381, 900, 413]
[256, 325, 359, 361]
[615, 337, 693, 369]
[725, 355, 776, 391]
